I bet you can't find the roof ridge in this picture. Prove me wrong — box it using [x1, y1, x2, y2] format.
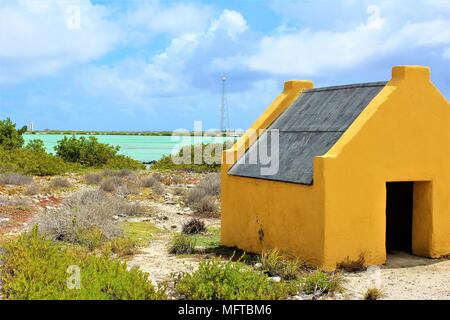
[304, 81, 387, 93]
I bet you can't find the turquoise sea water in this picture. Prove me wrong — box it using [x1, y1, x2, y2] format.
[23, 134, 236, 162]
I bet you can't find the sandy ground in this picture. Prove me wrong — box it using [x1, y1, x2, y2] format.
[127, 197, 219, 283]
[342, 252, 450, 300]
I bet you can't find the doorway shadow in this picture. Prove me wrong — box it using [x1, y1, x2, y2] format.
[384, 251, 449, 269]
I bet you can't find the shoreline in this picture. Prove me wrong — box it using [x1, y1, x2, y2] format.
[25, 131, 242, 137]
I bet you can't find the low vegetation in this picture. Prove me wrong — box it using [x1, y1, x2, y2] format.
[184, 173, 220, 216]
[301, 270, 344, 297]
[24, 183, 40, 195]
[25, 139, 46, 153]
[182, 218, 207, 235]
[55, 136, 144, 170]
[169, 234, 197, 255]
[85, 172, 103, 185]
[337, 253, 367, 272]
[49, 177, 71, 189]
[260, 249, 303, 280]
[0, 173, 33, 186]
[190, 227, 220, 250]
[364, 287, 384, 300]
[152, 142, 234, 172]
[0, 118, 27, 150]
[0, 118, 145, 176]
[34, 191, 120, 247]
[122, 221, 160, 247]
[0, 147, 75, 176]
[174, 258, 298, 300]
[100, 176, 123, 192]
[0, 228, 166, 300]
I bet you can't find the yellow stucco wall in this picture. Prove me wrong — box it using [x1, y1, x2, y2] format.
[320, 66, 450, 269]
[221, 66, 450, 270]
[221, 80, 327, 266]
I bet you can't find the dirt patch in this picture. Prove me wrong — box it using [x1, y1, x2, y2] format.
[343, 252, 450, 300]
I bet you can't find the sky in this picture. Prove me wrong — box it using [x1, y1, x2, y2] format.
[0, 0, 449, 131]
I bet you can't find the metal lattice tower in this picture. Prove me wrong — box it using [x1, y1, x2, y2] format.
[220, 75, 229, 132]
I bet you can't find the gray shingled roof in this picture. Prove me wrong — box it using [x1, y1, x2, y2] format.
[228, 82, 387, 184]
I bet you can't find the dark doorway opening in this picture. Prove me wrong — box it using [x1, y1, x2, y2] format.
[386, 182, 413, 253]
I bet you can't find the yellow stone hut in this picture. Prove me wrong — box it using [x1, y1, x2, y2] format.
[221, 66, 450, 270]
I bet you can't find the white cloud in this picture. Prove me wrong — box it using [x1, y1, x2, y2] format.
[209, 9, 248, 40]
[0, 0, 121, 83]
[123, 0, 213, 36]
[80, 9, 249, 103]
[222, 5, 450, 76]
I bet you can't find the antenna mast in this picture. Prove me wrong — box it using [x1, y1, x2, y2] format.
[220, 75, 229, 133]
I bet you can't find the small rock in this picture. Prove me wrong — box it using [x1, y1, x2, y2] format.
[270, 276, 281, 282]
[0, 218, 10, 224]
[112, 215, 119, 220]
[171, 225, 177, 229]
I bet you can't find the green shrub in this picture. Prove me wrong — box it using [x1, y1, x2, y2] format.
[0, 118, 27, 150]
[0, 228, 166, 300]
[104, 237, 137, 257]
[174, 258, 298, 300]
[152, 142, 233, 172]
[105, 155, 145, 170]
[260, 249, 302, 280]
[25, 139, 46, 153]
[54, 136, 144, 170]
[0, 147, 74, 176]
[169, 234, 197, 254]
[301, 270, 344, 296]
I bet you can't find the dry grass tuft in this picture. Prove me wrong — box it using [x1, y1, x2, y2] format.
[0, 173, 33, 186]
[85, 172, 103, 185]
[364, 287, 384, 300]
[260, 248, 303, 280]
[182, 218, 207, 235]
[34, 190, 123, 246]
[140, 176, 158, 188]
[102, 169, 133, 178]
[49, 177, 71, 189]
[184, 173, 220, 216]
[24, 183, 40, 195]
[100, 177, 123, 192]
[337, 253, 367, 272]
